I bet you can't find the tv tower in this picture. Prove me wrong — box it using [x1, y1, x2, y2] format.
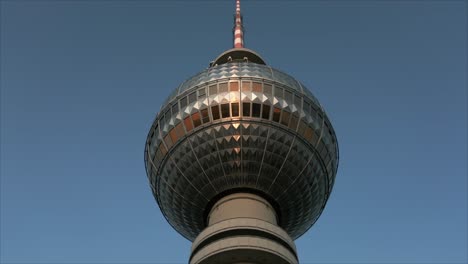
[144, 1, 339, 263]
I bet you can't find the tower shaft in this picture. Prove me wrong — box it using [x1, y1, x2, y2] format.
[190, 193, 298, 264]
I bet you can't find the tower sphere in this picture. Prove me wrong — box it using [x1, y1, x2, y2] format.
[144, 47, 339, 241]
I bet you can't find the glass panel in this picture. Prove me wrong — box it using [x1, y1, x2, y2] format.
[252, 103, 261, 117]
[192, 112, 201, 127]
[231, 103, 239, 117]
[169, 127, 178, 143]
[275, 87, 283, 98]
[273, 107, 281, 122]
[289, 114, 298, 130]
[242, 102, 251, 117]
[304, 126, 314, 142]
[219, 83, 228, 93]
[171, 103, 178, 116]
[262, 104, 270, 119]
[242, 81, 251, 91]
[298, 120, 307, 135]
[281, 111, 290, 126]
[164, 134, 173, 149]
[159, 143, 167, 156]
[221, 103, 230, 118]
[284, 90, 292, 102]
[184, 116, 193, 132]
[264, 84, 272, 94]
[189, 92, 197, 103]
[201, 108, 210, 123]
[180, 96, 187, 109]
[175, 123, 184, 138]
[209, 84, 217, 95]
[198, 87, 206, 99]
[211, 105, 220, 120]
[294, 94, 302, 106]
[252, 82, 262, 92]
[230, 81, 239, 91]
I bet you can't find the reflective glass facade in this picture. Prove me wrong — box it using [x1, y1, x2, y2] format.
[145, 62, 339, 241]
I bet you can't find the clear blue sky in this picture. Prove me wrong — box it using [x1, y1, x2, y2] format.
[1, 1, 466, 263]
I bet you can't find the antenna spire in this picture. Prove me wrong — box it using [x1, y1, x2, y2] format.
[233, 0, 244, 48]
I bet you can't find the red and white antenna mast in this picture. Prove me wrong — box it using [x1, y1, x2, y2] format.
[233, 0, 244, 48]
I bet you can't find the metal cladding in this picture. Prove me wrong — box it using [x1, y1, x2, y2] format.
[144, 62, 339, 241]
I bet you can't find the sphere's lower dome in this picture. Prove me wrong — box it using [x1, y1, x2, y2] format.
[145, 62, 339, 241]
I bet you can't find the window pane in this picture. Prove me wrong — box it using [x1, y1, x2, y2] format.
[298, 120, 307, 135]
[275, 87, 283, 98]
[171, 103, 178, 115]
[180, 96, 187, 108]
[294, 94, 302, 106]
[192, 112, 201, 127]
[230, 81, 239, 91]
[242, 102, 251, 116]
[169, 127, 178, 143]
[264, 84, 272, 94]
[231, 103, 239, 117]
[304, 126, 314, 142]
[252, 103, 261, 117]
[219, 83, 228, 93]
[184, 116, 193, 132]
[159, 143, 167, 156]
[189, 92, 197, 103]
[198, 88, 206, 99]
[242, 81, 251, 91]
[252, 82, 262, 92]
[211, 105, 220, 120]
[209, 84, 217, 95]
[221, 103, 230, 118]
[273, 107, 281, 122]
[164, 134, 173, 149]
[289, 115, 298, 130]
[175, 123, 184, 138]
[201, 108, 210, 123]
[284, 90, 292, 102]
[281, 111, 290, 126]
[262, 104, 270, 119]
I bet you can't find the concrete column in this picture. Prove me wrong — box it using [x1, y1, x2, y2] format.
[190, 193, 298, 264]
